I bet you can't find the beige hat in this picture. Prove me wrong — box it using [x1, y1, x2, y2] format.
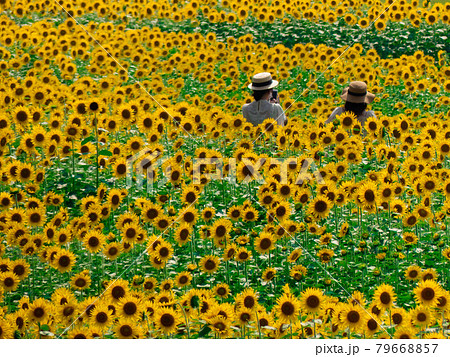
[248, 72, 278, 91]
[341, 81, 375, 104]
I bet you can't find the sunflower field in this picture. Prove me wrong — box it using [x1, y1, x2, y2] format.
[0, 0, 450, 340]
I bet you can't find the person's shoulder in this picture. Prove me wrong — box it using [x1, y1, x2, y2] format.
[272, 103, 284, 111]
[242, 102, 253, 112]
[365, 110, 377, 117]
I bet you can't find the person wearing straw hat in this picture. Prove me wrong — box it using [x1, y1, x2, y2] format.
[325, 81, 376, 129]
[242, 72, 286, 127]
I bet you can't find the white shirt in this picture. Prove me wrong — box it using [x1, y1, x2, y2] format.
[242, 100, 286, 127]
[325, 107, 376, 127]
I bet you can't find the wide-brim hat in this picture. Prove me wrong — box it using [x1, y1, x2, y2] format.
[248, 72, 278, 91]
[340, 81, 375, 104]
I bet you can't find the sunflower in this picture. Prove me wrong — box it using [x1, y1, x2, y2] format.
[160, 278, 174, 292]
[235, 307, 255, 327]
[262, 267, 277, 282]
[105, 279, 129, 303]
[206, 315, 231, 338]
[402, 212, 418, 228]
[83, 230, 106, 253]
[154, 307, 181, 335]
[28, 298, 52, 323]
[114, 318, 142, 339]
[235, 247, 251, 262]
[51, 287, 75, 306]
[227, 205, 241, 221]
[308, 195, 332, 220]
[436, 290, 450, 312]
[390, 307, 409, 327]
[26, 207, 46, 227]
[0, 271, 20, 292]
[112, 157, 128, 179]
[141, 277, 157, 293]
[394, 326, 417, 339]
[413, 280, 443, 307]
[337, 111, 357, 130]
[223, 243, 237, 261]
[13, 105, 30, 126]
[254, 232, 276, 254]
[0, 192, 13, 209]
[103, 242, 122, 260]
[174, 223, 192, 246]
[405, 265, 422, 280]
[317, 248, 334, 264]
[213, 283, 230, 299]
[180, 207, 198, 226]
[410, 306, 434, 328]
[89, 303, 113, 331]
[337, 303, 366, 332]
[347, 291, 367, 307]
[402, 232, 418, 246]
[175, 271, 192, 288]
[117, 296, 142, 321]
[70, 271, 91, 291]
[151, 240, 173, 263]
[356, 181, 378, 209]
[107, 188, 123, 209]
[52, 249, 76, 273]
[421, 268, 438, 281]
[0, 319, 14, 339]
[364, 316, 380, 337]
[275, 293, 301, 323]
[242, 206, 259, 222]
[373, 283, 396, 310]
[154, 214, 172, 232]
[56, 299, 79, 324]
[121, 222, 142, 244]
[141, 202, 161, 222]
[201, 207, 215, 222]
[17, 162, 34, 183]
[181, 185, 199, 206]
[199, 255, 220, 274]
[210, 218, 232, 240]
[300, 288, 325, 314]
[290, 265, 307, 281]
[10, 259, 30, 281]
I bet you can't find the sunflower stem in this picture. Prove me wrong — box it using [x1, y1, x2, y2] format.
[255, 308, 262, 339]
[177, 302, 190, 339]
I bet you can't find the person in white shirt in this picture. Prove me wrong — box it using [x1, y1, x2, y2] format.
[242, 72, 286, 127]
[325, 81, 376, 129]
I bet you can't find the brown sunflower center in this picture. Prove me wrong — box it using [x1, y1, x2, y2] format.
[347, 310, 360, 323]
[380, 292, 391, 305]
[160, 313, 175, 327]
[123, 302, 137, 315]
[204, 259, 216, 271]
[260, 238, 272, 250]
[120, 325, 133, 337]
[34, 307, 44, 318]
[306, 295, 320, 309]
[281, 301, 295, 316]
[421, 287, 435, 301]
[112, 286, 125, 299]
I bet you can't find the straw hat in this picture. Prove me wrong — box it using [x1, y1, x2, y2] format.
[248, 72, 278, 91]
[340, 81, 375, 104]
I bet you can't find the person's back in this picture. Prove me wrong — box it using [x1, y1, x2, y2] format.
[242, 100, 285, 127]
[325, 106, 376, 127]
